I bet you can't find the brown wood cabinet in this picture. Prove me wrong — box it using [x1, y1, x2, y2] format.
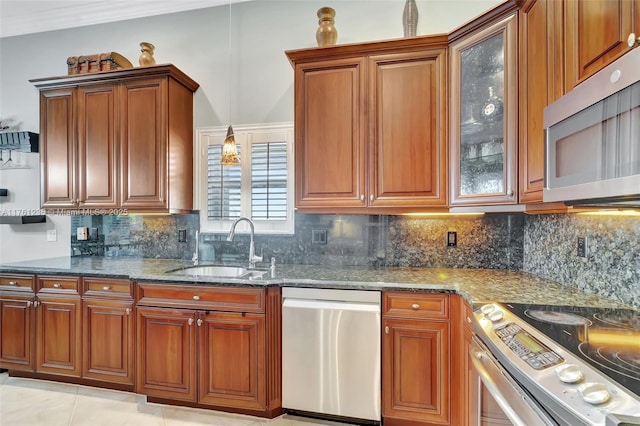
[565, 0, 640, 90]
[286, 37, 448, 214]
[31, 65, 199, 213]
[82, 278, 135, 385]
[136, 283, 282, 417]
[35, 276, 82, 377]
[382, 292, 452, 426]
[0, 274, 36, 371]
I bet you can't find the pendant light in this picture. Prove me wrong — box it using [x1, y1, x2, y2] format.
[221, 1, 239, 166]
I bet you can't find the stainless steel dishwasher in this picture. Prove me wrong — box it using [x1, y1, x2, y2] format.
[282, 287, 381, 422]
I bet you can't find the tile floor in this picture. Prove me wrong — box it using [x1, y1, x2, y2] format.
[0, 372, 356, 426]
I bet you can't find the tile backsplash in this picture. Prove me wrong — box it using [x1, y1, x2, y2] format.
[70, 211, 639, 307]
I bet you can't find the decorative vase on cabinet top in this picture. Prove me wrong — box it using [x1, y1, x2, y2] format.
[138, 42, 156, 67]
[403, 0, 419, 37]
[316, 7, 338, 47]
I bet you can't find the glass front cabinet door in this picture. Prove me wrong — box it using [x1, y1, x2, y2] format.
[449, 13, 518, 206]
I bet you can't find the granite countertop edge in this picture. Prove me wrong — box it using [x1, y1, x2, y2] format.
[0, 257, 633, 310]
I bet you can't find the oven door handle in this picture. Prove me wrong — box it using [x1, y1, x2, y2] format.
[470, 338, 556, 426]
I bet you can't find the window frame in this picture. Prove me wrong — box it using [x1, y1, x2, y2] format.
[194, 122, 295, 235]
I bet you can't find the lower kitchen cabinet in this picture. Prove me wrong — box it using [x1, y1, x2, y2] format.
[136, 283, 281, 417]
[0, 274, 36, 371]
[382, 292, 452, 426]
[36, 276, 82, 377]
[82, 278, 135, 385]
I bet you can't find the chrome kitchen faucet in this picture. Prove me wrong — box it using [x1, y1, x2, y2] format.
[226, 217, 263, 268]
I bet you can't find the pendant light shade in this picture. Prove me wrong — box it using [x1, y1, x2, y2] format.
[221, 125, 239, 166]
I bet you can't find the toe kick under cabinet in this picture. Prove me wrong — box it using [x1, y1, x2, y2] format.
[135, 282, 282, 418]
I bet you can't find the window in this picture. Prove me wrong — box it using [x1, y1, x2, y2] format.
[195, 123, 294, 234]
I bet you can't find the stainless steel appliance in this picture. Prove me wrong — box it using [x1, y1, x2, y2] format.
[472, 303, 640, 426]
[282, 287, 381, 422]
[544, 47, 640, 207]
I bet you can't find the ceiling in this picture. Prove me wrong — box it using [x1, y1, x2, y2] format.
[0, 0, 252, 38]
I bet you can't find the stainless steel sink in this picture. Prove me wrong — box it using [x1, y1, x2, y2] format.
[166, 265, 267, 279]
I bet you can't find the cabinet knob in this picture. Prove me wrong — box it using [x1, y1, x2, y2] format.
[385, 325, 389, 334]
[197, 318, 203, 327]
[192, 295, 200, 301]
[33, 300, 39, 308]
[475, 351, 486, 360]
[411, 303, 420, 310]
[188, 318, 194, 326]
[466, 316, 472, 323]
[26, 301, 33, 307]
[507, 189, 514, 197]
[53, 283, 61, 288]
[360, 194, 365, 201]
[369, 194, 374, 202]
[102, 286, 111, 291]
[8, 281, 17, 286]
[126, 308, 131, 315]
[628, 32, 639, 48]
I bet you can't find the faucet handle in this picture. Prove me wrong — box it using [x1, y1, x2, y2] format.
[253, 248, 264, 264]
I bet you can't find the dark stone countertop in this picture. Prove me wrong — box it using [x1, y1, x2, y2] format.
[0, 256, 632, 310]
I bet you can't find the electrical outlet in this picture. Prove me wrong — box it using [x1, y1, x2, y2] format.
[178, 229, 187, 243]
[46, 229, 57, 242]
[577, 236, 588, 257]
[311, 229, 327, 245]
[447, 231, 457, 248]
[76, 227, 89, 241]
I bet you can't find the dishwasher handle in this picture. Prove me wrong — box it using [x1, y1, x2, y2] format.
[283, 297, 380, 313]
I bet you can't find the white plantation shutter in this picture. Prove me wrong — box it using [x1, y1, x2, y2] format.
[195, 123, 294, 234]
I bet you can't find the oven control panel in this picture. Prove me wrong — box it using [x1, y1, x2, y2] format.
[494, 322, 564, 370]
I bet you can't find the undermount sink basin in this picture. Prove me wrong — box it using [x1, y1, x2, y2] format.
[167, 265, 267, 279]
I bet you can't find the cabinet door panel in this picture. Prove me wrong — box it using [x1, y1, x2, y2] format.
[136, 307, 196, 401]
[40, 89, 76, 208]
[0, 296, 35, 371]
[36, 296, 81, 376]
[198, 312, 265, 410]
[565, 0, 637, 89]
[77, 84, 118, 207]
[83, 299, 134, 384]
[121, 78, 167, 209]
[382, 317, 450, 424]
[294, 58, 366, 209]
[370, 49, 447, 207]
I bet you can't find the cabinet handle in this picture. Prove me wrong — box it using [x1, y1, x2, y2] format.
[26, 301, 33, 307]
[188, 318, 194, 326]
[360, 194, 365, 201]
[385, 325, 389, 334]
[369, 194, 374, 202]
[192, 295, 200, 301]
[33, 300, 39, 308]
[126, 308, 131, 315]
[411, 303, 420, 310]
[628, 32, 639, 48]
[53, 283, 61, 288]
[102, 286, 111, 291]
[466, 316, 472, 323]
[507, 188, 514, 197]
[197, 318, 203, 327]
[8, 281, 17, 286]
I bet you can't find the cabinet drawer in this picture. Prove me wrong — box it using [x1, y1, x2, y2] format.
[0, 274, 35, 292]
[137, 283, 265, 313]
[383, 292, 449, 319]
[83, 278, 133, 299]
[38, 276, 80, 294]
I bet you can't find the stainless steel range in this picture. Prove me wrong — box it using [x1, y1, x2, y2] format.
[471, 302, 640, 426]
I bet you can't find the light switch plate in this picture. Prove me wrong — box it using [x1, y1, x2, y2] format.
[77, 227, 89, 241]
[47, 229, 57, 242]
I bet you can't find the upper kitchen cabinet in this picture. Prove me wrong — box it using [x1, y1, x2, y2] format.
[286, 36, 448, 214]
[31, 65, 199, 213]
[518, 0, 564, 203]
[565, 0, 640, 90]
[449, 9, 518, 206]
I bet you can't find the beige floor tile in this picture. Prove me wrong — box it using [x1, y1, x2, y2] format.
[0, 372, 8, 385]
[162, 405, 258, 426]
[260, 414, 357, 426]
[69, 387, 164, 426]
[0, 377, 77, 426]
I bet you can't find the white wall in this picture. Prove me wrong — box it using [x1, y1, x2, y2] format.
[0, 0, 501, 262]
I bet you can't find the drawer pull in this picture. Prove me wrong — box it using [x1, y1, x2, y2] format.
[188, 318, 194, 326]
[411, 303, 420, 310]
[126, 308, 131, 315]
[8, 281, 17, 286]
[385, 325, 389, 334]
[53, 283, 61, 288]
[197, 318, 203, 327]
[102, 286, 111, 291]
[193, 295, 200, 301]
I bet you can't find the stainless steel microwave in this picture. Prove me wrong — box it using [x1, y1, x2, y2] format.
[544, 47, 640, 207]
